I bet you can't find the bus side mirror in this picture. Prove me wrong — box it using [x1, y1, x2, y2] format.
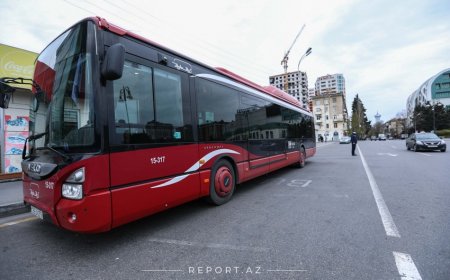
[0, 81, 15, 109]
[102, 43, 125, 80]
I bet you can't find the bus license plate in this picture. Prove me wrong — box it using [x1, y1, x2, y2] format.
[31, 206, 43, 220]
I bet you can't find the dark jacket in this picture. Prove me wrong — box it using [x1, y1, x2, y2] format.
[351, 134, 358, 144]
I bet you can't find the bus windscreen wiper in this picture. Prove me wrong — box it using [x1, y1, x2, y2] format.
[43, 145, 72, 162]
[23, 132, 47, 160]
[22, 132, 72, 162]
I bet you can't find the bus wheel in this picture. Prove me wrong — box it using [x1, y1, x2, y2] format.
[296, 147, 306, 168]
[209, 160, 235, 205]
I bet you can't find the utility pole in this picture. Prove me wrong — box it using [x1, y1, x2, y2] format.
[280, 24, 305, 91]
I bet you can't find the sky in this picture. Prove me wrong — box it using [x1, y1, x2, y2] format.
[1, 0, 449, 122]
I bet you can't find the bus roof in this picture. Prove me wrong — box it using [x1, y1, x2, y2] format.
[93, 17, 307, 111]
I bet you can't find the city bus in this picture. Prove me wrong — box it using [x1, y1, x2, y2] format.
[0, 17, 315, 233]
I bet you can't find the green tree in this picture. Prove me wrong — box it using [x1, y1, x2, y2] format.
[350, 94, 371, 137]
[412, 103, 450, 132]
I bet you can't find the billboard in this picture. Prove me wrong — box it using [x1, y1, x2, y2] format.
[0, 44, 38, 90]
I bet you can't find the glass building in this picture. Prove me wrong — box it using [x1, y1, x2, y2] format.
[406, 68, 450, 128]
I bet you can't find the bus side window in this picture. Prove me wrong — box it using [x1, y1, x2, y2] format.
[196, 79, 239, 141]
[112, 61, 154, 144]
[153, 68, 191, 142]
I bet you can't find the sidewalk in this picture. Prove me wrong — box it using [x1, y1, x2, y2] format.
[0, 179, 30, 218]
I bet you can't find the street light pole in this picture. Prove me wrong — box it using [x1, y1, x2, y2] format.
[297, 47, 312, 108]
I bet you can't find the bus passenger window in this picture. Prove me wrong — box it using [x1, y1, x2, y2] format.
[113, 61, 154, 144]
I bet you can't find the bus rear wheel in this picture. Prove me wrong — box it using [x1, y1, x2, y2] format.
[295, 147, 306, 168]
[208, 160, 235, 205]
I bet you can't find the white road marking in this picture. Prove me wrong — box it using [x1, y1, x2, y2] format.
[287, 179, 312, 188]
[357, 146, 401, 238]
[301, 180, 312, 187]
[418, 153, 431, 157]
[393, 252, 422, 280]
[147, 238, 269, 252]
[377, 153, 398, 157]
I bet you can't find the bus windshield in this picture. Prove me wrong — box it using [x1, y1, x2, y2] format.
[31, 21, 96, 153]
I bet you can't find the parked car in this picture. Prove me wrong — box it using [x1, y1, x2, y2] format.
[340, 136, 351, 144]
[378, 134, 387, 141]
[406, 132, 446, 152]
[370, 136, 377, 141]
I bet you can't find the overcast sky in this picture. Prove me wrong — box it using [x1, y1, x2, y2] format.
[1, 0, 449, 122]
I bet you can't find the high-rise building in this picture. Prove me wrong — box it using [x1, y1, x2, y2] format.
[269, 71, 309, 110]
[311, 74, 348, 141]
[315, 74, 345, 97]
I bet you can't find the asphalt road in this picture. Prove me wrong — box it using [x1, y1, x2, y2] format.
[1, 140, 449, 280]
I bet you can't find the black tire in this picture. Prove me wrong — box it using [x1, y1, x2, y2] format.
[295, 147, 306, 168]
[208, 160, 235, 206]
[413, 144, 418, 152]
[441, 149, 446, 152]
[406, 145, 410, 151]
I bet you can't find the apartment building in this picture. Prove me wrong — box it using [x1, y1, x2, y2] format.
[269, 71, 309, 110]
[315, 74, 345, 97]
[311, 74, 348, 141]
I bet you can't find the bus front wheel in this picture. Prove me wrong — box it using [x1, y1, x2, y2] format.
[208, 160, 235, 205]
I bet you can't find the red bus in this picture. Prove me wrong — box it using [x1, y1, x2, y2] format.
[1, 17, 315, 233]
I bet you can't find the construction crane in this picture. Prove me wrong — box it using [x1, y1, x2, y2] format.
[280, 24, 305, 91]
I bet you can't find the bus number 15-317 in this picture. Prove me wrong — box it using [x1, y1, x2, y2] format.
[150, 156, 166, 165]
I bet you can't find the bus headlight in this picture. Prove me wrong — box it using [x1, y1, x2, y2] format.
[62, 184, 83, 200]
[62, 168, 85, 200]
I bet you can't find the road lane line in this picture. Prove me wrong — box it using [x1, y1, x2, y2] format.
[418, 153, 431, 157]
[393, 252, 422, 280]
[0, 216, 38, 229]
[357, 146, 401, 238]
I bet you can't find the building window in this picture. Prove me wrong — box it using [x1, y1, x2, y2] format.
[326, 124, 329, 129]
[334, 123, 338, 128]
[332, 97, 336, 103]
[316, 114, 322, 121]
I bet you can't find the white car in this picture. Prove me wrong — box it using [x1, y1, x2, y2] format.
[340, 136, 351, 144]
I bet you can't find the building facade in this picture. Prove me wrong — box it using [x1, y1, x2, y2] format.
[0, 44, 37, 175]
[385, 117, 406, 138]
[269, 71, 309, 110]
[315, 74, 345, 97]
[406, 68, 450, 128]
[311, 74, 347, 142]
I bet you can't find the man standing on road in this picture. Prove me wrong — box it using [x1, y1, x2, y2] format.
[351, 132, 358, 156]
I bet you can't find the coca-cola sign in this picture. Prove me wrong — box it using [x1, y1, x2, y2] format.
[0, 44, 38, 85]
[4, 61, 34, 76]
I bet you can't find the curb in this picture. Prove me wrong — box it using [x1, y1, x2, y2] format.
[0, 203, 30, 218]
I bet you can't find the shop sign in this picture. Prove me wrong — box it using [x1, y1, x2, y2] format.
[0, 44, 38, 90]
